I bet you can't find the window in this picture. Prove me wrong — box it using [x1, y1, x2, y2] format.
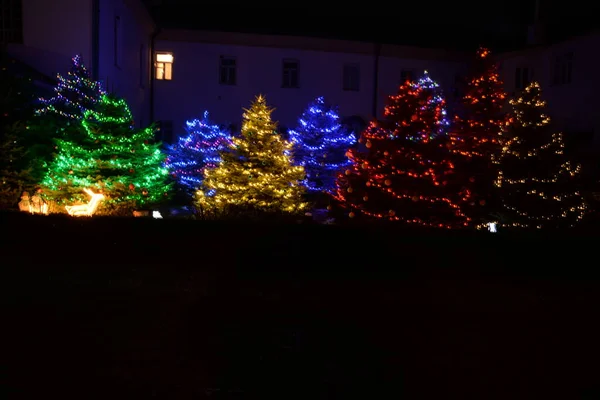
[0, 0, 23, 44]
[343, 63, 360, 91]
[515, 67, 531, 90]
[158, 120, 173, 143]
[114, 15, 121, 67]
[453, 74, 462, 98]
[219, 56, 236, 85]
[139, 44, 145, 88]
[155, 52, 173, 80]
[282, 59, 299, 88]
[553, 52, 573, 85]
[400, 69, 414, 84]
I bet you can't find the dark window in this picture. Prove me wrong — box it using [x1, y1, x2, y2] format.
[282, 59, 299, 88]
[114, 15, 121, 67]
[515, 67, 531, 90]
[139, 44, 145, 88]
[553, 52, 573, 85]
[219, 56, 236, 85]
[0, 0, 23, 44]
[158, 120, 173, 143]
[343, 63, 360, 91]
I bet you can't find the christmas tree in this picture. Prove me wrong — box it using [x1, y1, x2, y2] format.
[197, 95, 307, 215]
[334, 82, 470, 229]
[41, 94, 170, 214]
[27, 55, 105, 182]
[0, 122, 32, 209]
[288, 96, 356, 194]
[165, 111, 231, 196]
[450, 47, 508, 224]
[35, 54, 105, 121]
[408, 70, 450, 141]
[495, 81, 587, 229]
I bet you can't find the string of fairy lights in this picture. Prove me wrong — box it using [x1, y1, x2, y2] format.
[288, 96, 356, 193]
[450, 47, 507, 160]
[494, 81, 587, 228]
[197, 95, 307, 214]
[42, 95, 170, 208]
[29, 52, 588, 229]
[35, 55, 105, 120]
[165, 110, 232, 193]
[333, 74, 472, 229]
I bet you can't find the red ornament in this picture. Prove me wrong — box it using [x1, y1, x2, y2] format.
[128, 183, 135, 191]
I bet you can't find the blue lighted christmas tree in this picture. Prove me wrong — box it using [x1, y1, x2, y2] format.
[406, 70, 450, 141]
[35, 54, 105, 121]
[289, 96, 356, 193]
[164, 111, 231, 195]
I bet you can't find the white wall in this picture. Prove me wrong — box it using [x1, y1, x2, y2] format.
[8, 0, 92, 77]
[498, 31, 600, 146]
[153, 40, 376, 136]
[97, 0, 155, 128]
[153, 34, 467, 141]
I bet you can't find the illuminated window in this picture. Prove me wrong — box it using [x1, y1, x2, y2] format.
[343, 63, 360, 91]
[282, 59, 299, 88]
[155, 52, 173, 80]
[219, 56, 236, 85]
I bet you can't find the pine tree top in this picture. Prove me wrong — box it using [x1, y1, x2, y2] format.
[70, 54, 91, 79]
[506, 82, 551, 129]
[241, 95, 278, 135]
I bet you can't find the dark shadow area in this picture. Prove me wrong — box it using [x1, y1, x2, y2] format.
[2, 211, 599, 398]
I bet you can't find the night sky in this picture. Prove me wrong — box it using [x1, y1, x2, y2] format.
[147, 1, 599, 51]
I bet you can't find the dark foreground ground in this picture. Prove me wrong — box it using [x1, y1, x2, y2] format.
[3, 211, 600, 399]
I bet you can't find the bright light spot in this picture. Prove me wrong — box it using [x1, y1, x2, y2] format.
[156, 53, 173, 63]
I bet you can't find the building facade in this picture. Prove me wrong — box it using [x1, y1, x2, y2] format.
[152, 30, 468, 142]
[3, 0, 598, 151]
[497, 30, 600, 148]
[3, 0, 156, 127]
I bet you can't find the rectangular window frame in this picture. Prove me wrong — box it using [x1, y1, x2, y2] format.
[342, 63, 360, 91]
[155, 52, 174, 81]
[282, 59, 299, 88]
[219, 56, 237, 85]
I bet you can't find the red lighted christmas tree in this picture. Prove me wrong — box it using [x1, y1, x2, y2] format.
[450, 47, 508, 224]
[333, 81, 470, 229]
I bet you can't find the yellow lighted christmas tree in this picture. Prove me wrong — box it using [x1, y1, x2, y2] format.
[495, 81, 587, 229]
[197, 95, 307, 214]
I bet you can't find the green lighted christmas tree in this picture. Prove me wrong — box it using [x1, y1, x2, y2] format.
[41, 94, 170, 214]
[197, 95, 307, 215]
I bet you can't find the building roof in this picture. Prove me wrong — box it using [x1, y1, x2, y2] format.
[156, 29, 471, 62]
[151, 1, 599, 52]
